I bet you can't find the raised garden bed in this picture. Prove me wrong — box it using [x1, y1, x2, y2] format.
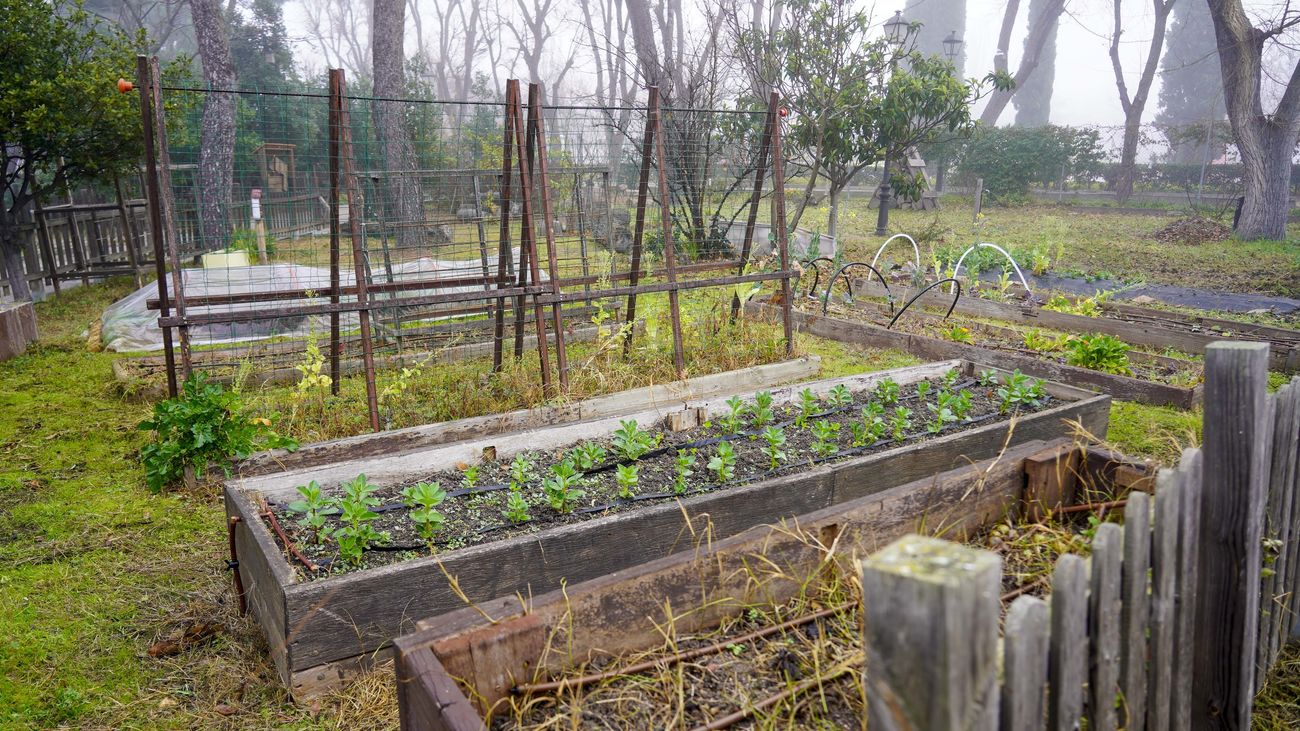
[392, 439, 1152, 729]
[750, 297, 1203, 408]
[225, 360, 1109, 697]
[849, 279, 1299, 373]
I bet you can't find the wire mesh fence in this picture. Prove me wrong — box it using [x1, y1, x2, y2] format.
[125, 56, 796, 433]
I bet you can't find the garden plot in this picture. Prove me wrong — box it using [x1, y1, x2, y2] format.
[848, 279, 1300, 373]
[392, 439, 1151, 730]
[748, 297, 1203, 408]
[224, 360, 1109, 697]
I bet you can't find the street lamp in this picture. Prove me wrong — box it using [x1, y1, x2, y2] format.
[934, 30, 964, 194]
[874, 11, 915, 236]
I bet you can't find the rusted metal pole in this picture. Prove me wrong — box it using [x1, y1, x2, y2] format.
[527, 83, 569, 391]
[768, 91, 795, 356]
[113, 174, 144, 287]
[650, 90, 686, 377]
[136, 55, 179, 397]
[335, 70, 382, 432]
[148, 56, 192, 379]
[509, 82, 554, 396]
[729, 98, 776, 323]
[492, 81, 517, 371]
[328, 69, 343, 395]
[623, 91, 656, 357]
[32, 194, 60, 296]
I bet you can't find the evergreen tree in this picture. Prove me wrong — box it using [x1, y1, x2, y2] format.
[1155, 1, 1226, 163]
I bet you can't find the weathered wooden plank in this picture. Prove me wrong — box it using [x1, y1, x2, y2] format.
[753, 300, 1200, 408]
[1147, 469, 1182, 731]
[1192, 342, 1272, 729]
[1262, 381, 1300, 674]
[1048, 554, 1088, 731]
[862, 536, 1001, 731]
[1172, 447, 1204, 731]
[1120, 491, 1151, 731]
[1089, 522, 1123, 731]
[1023, 446, 1081, 521]
[1002, 595, 1050, 731]
[1278, 379, 1300, 648]
[223, 484, 292, 684]
[237, 356, 823, 476]
[392, 644, 485, 731]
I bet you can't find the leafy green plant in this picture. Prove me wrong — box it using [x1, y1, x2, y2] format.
[853, 411, 887, 447]
[997, 370, 1047, 413]
[942, 369, 961, 388]
[891, 407, 912, 442]
[332, 474, 386, 566]
[826, 384, 853, 408]
[926, 400, 958, 434]
[1064, 334, 1132, 375]
[915, 381, 931, 402]
[810, 420, 841, 458]
[1023, 329, 1067, 353]
[760, 426, 787, 469]
[569, 442, 606, 471]
[615, 463, 639, 499]
[139, 373, 297, 493]
[510, 454, 535, 485]
[720, 396, 749, 434]
[977, 369, 1000, 387]
[707, 441, 737, 483]
[287, 481, 332, 545]
[874, 377, 900, 406]
[612, 419, 655, 461]
[673, 449, 697, 494]
[461, 465, 480, 490]
[795, 388, 820, 428]
[543, 460, 586, 514]
[1029, 249, 1051, 276]
[751, 391, 776, 427]
[503, 488, 531, 523]
[943, 325, 974, 343]
[401, 481, 447, 553]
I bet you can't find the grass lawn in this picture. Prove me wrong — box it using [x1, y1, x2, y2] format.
[0, 246, 1288, 729]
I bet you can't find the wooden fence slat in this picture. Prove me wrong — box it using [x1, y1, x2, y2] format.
[1089, 522, 1123, 731]
[1192, 341, 1272, 729]
[1260, 381, 1299, 680]
[1120, 490, 1151, 730]
[1172, 447, 1204, 730]
[861, 535, 1001, 731]
[1280, 379, 1300, 647]
[1049, 554, 1088, 731]
[1002, 595, 1050, 731]
[1147, 469, 1182, 730]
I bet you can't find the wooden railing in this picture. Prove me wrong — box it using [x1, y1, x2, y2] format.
[865, 341, 1300, 729]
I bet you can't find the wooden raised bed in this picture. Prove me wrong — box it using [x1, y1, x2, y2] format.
[226, 360, 1109, 698]
[849, 279, 1299, 372]
[392, 438, 1151, 730]
[750, 298, 1203, 408]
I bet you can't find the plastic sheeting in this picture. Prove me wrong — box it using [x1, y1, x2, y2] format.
[100, 254, 526, 352]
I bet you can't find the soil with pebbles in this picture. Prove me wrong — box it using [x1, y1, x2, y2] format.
[265, 376, 1054, 578]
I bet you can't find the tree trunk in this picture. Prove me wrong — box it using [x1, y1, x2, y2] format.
[1114, 113, 1143, 202]
[979, 0, 1065, 126]
[0, 207, 32, 303]
[372, 0, 423, 249]
[1236, 131, 1293, 240]
[190, 0, 237, 250]
[827, 186, 840, 242]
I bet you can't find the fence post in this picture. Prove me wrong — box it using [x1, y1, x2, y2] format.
[861, 534, 1001, 730]
[1049, 554, 1088, 731]
[1002, 595, 1049, 731]
[1192, 341, 1271, 729]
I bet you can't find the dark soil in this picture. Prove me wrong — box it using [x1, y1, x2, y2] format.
[264, 375, 1055, 579]
[1151, 216, 1232, 246]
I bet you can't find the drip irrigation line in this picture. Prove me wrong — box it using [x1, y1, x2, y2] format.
[798, 257, 838, 298]
[512, 602, 853, 695]
[886, 278, 962, 330]
[820, 262, 892, 316]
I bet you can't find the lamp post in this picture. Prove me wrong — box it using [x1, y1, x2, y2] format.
[935, 30, 963, 194]
[874, 11, 915, 236]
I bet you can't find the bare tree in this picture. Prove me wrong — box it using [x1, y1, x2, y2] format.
[1109, 0, 1177, 203]
[301, 0, 370, 74]
[979, 0, 1066, 125]
[1205, 0, 1300, 239]
[410, 0, 483, 102]
[372, 0, 422, 247]
[87, 0, 193, 57]
[578, 0, 639, 175]
[506, 0, 578, 105]
[189, 0, 237, 249]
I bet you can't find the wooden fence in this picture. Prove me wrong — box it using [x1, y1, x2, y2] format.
[2, 189, 330, 302]
[864, 341, 1300, 730]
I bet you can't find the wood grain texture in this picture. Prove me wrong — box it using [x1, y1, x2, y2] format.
[1173, 448, 1204, 731]
[1277, 379, 1300, 649]
[1261, 381, 1300, 675]
[1192, 342, 1271, 730]
[861, 536, 1001, 731]
[393, 644, 485, 731]
[1120, 491, 1151, 731]
[1089, 522, 1123, 731]
[1001, 596, 1050, 731]
[1147, 470, 1182, 731]
[1048, 554, 1088, 731]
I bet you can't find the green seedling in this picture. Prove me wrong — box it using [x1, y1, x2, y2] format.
[760, 426, 787, 469]
[1064, 333, 1132, 375]
[977, 369, 1000, 387]
[795, 388, 820, 428]
[287, 480, 332, 545]
[826, 384, 853, 408]
[891, 407, 912, 442]
[401, 481, 447, 553]
[569, 442, 607, 471]
[503, 488, 531, 524]
[997, 370, 1047, 413]
[751, 391, 776, 427]
[915, 381, 931, 402]
[926, 403, 958, 434]
[461, 465, 479, 490]
[720, 395, 749, 434]
[810, 420, 841, 458]
[615, 463, 639, 499]
[874, 377, 900, 405]
[510, 454, 535, 485]
[942, 368, 960, 388]
[708, 441, 737, 483]
[331, 473, 386, 566]
[543, 459, 587, 514]
[612, 419, 655, 461]
[673, 449, 697, 494]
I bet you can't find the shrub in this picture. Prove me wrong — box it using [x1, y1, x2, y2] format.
[955, 125, 1104, 201]
[138, 373, 297, 492]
